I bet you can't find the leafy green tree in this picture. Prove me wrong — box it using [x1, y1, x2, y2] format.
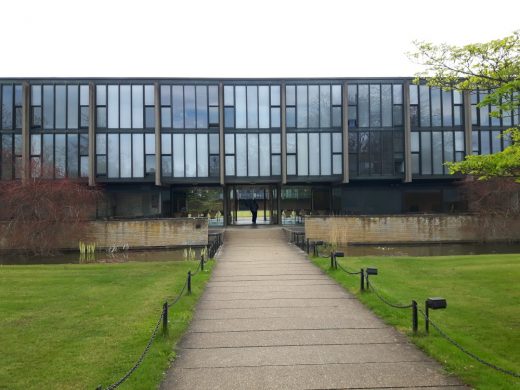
[409, 31, 520, 181]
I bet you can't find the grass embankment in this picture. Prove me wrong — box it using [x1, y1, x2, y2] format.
[312, 254, 520, 390]
[0, 260, 213, 390]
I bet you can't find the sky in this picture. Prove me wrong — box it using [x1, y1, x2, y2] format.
[1, 0, 518, 78]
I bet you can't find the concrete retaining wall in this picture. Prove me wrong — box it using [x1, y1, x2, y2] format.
[304, 215, 520, 244]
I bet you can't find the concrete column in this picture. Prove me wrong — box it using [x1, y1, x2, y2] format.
[88, 82, 96, 187]
[223, 184, 228, 227]
[342, 81, 349, 183]
[463, 90, 473, 156]
[154, 82, 162, 186]
[21, 82, 30, 183]
[403, 80, 412, 183]
[281, 82, 287, 185]
[219, 82, 225, 186]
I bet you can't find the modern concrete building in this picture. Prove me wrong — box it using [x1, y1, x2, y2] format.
[0, 78, 515, 225]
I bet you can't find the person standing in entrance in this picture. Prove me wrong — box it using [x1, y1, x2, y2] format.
[250, 200, 259, 224]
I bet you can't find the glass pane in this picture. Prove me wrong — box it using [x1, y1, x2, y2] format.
[172, 86, 184, 128]
[224, 107, 234, 128]
[309, 133, 319, 175]
[259, 133, 270, 176]
[286, 107, 295, 128]
[173, 134, 184, 177]
[393, 84, 403, 104]
[132, 133, 144, 177]
[412, 154, 419, 174]
[393, 105, 403, 126]
[209, 155, 219, 178]
[271, 155, 281, 175]
[271, 133, 281, 154]
[145, 133, 155, 154]
[32, 106, 42, 128]
[184, 86, 196, 128]
[225, 156, 235, 176]
[419, 85, 430, 127]
[67, 85, 79, 129]
[409, 84, 418, 105]
[432, 132, 443, 174]
[287, 133, 296, 153]
[381, 85, 392, 127]
[132, 85, 144, 128]
[80, 85, 89, 106]
[431, 87, 441, 127]
[287, 155, 296, 175]
[208, 86, 218, 106]
[333, 154, 342, 175]
[144, 85, 154, 106]
[80, 134, 88, 155]
[161, 133, 172, 154]
[286, 85, 295, 106]
[319, 85, 331, 128]
[320, 132, 331, 175]
[55, 134, 66, 178]
[453, 90, 462, 104]
[297, 133, 308, 176]
[347, 84, 357, 105]
[146, 155, 155, 174]
[42, 134, 54, 178]
[209, 133, 219, 154]
[472, 132, 479, 154]
[233, 134, 245, 176]
[161, 85, 171, 106]
[80, 107, 89, 128]
[209, 107, 219, 125]
[481, 131, 490, 155]
[247, 133, 259, 176]
[161, 107, 172, 128]
[258, 86, 270, 128]
[120, 85, 131, 128]
[197, 134, 208, 177]
[224, 86, 234, 105]
[479, 93, 489, 126]
[332, 133, 342, 153]
[97, 156, 106, 176]
[454, 131, 464, 151]
[43, 85, 54, 129]
[358, 85, 369, 127]
[492, 130, 501, 153]
[162, 156, 172, 176]
[145, 107, 155, 128]
[270, 107, 280, 127]
[332, 107, 342, 127]
[308, 85, 319, 128]
[411, 132, 419, 152]
[235, 86, 247, 128]
[444, 132, 454, 166]
[107, 85, 119, 128]
[454, 106, 462, 126]
[332, 85, 342, 106]
[271, 86, 280, 106]
[369, 84, 381, 127]
[442, 90, 452, 126]
[196, 85, 208, 128]
[80, 156, 88, 177]
[420, 132, 431, 174]
[67, 134, 78, 177]
[31, 85, 41, 106]
[97, 107, 107, 128]
[297, 85, 308, 128]
[120, 133, 132, 178]
[96, 85, 106, 105]
[96, 134, 106, 155]
[247, 86, 258, 128]
[31, 134, 41, 155]
[108, 133, 119, 178]
[185, 134, 196, 177]
[222, 136, 234, 159]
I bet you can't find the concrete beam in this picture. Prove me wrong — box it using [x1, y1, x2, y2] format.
[342, 81, 349, 183]
[21, 82, 30, 183]
[463, 90, 473, 156]
[154, 82, 162, 186]
[403, 81, 412, 183]
[88, 82, 96, 187]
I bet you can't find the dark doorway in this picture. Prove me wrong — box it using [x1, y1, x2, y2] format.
[225, 185, 279, 225]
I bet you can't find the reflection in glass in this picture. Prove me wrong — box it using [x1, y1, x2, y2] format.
[132, 85, 144, 128]
[358, 85, 369, 127]
[271, 85, 280, 106]
[247, 86, 258, 128]
[108, 133, 119, 178]
[442, 90, 452, 126]
[297, 86, 308, 128]
[55, 134, 66, 178]
[42, 134, 54, 178]
[97, 156, 107, 176]
[145, 134, 155, 154]
[224, 107, 234, 128]
[224, 86, 234, 105]
[332, 133, 342, 153]
[144, 85, 154, 106]
[319, 85, 330, 128]
[43, 85, 54, 129]
[308, 86, 319, 128]
[286, 107, 295, 128]
[108, 86, 119, 128]
[132, 133, 144, 177]
[419, 85, 430, 127]
[287, 155, 296, 175]
[258, 86, 270, 128]
[209, 86, 218, 106]
[184, 86, 196, 128]
[271, 133, 281, 153]
[172, 86, 184, 128]
[348, 84, 357, 105]
[185, 134, 196, 177]
[320, 132, 331, 175]
[420, 132, 431, 174]
[369, 85, 381, 127]
[209, 133, 219, 154]
[271, 107, 280, 127]
[309, 133, 319, 175]
[67, 85, 79, 129]
[67, 134, 78, 177]
[393, 84, 403, 104]
[196, 85, 208, 128]
[287, 133, 296, 153]
[297, 133, 308, 176]
[235, 86, 246, 128]
[225, 133, 235, 154]
[259, 133, 270, 176]
[236, 134, 247, 176]
[248, 133, 259, 176]
[225, 156, 235, 176]
[31, 134, 41, 155]
[286, 86, 295, 106]
[197, 134, 208, 177]
[432, 132, 443, 174]
[162, 133, 172, 154]
[333, 155, 342, 175]
[431, 88, 441, 127]
[162, 156, 172, 176]
[119, 134, 132, 178]
[96, 85, 106, 105]
[173, 134, 184, 177]
[272, 155, 281, 175]
[381, 85, 392, 127]
[80, 156, 88, 177]
[120, 85, 131, 128]
[332, 85, 342, 106]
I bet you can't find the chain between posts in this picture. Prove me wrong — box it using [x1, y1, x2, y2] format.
[366, 276, 414, 309]
[418, 308, 520, 378]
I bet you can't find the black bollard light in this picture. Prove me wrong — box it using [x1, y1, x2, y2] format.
[360, 268, 365, 291]
[365, 267, 378, 290]
[412, 300, 418, 333]
[200, 254, 204, 271]
[333, 251, 344, 270]
[425, 297, 447, 333]
[330, 252, 334, 269]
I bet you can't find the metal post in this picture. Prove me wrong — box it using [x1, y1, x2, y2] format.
[162, 302, 168, 335]
[330, 252, 334, 269]
[360, 269, 365, 291]
[412, 300, 418, 334]
[200, 254, 204, 271]
[187, 271, 192, 294]
[425, 302, 430, 333]
[306, 238, 310, 254]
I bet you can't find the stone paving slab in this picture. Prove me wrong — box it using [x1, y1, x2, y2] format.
[161, 227, 464, 389]
[179, 328, 404, 349]
[162, 362, 462, 389]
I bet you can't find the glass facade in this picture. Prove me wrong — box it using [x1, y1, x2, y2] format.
[0, 84, 23, 180]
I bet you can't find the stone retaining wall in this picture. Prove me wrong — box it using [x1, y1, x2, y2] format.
[304, 215, 520, 244]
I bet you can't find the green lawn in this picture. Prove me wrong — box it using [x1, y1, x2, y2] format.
[312, 254, 520, 389]
[0, 260, 213, 390]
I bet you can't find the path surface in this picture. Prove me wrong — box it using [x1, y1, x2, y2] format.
[162, 227, 464, 389]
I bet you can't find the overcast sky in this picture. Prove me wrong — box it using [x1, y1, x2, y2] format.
[1, 0, 518, 78]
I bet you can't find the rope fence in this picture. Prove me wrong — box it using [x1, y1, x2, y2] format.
[96, 234, 224, 390]
[300, 237, 520, 380]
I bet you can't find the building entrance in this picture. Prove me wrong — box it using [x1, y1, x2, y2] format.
[225, 185, 280, 226]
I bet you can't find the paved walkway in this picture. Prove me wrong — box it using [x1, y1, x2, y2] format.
[162, 227, 464, 389]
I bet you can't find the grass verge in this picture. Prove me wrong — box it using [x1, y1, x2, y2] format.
[0, 260, 213, 390]
[312, 254, 519, 390]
